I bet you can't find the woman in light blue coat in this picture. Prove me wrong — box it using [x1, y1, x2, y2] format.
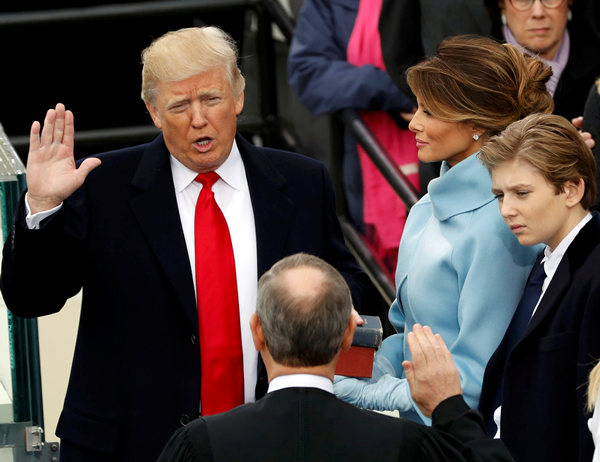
[335, 35, 553, 423]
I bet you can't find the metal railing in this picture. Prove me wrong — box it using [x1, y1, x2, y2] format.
[340, 109, 420, 211]
[2, 0, 415, 307]
[270, 2, 419, 303]
[1, 0, 279, 159]
[0, 0, 257, 27]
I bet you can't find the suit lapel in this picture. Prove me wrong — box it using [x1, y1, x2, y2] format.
[129, 135, 198, 331]
[236, 134, 293, 277]
[125, 133, 299, 333]
[519, 213, 600, 343]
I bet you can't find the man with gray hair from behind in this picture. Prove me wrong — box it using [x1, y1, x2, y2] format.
[158, 253, 516, 462]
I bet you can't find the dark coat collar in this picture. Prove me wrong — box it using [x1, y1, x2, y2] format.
[127, 132, 295, 332]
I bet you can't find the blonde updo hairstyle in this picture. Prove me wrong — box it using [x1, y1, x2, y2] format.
[141, 26, 245, 104]
[406, 35, 554, 138]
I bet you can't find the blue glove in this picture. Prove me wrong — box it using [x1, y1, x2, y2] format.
[334, 354, 412, 412]
[334, 373, 413, 412]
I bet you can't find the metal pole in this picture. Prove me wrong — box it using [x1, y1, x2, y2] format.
[341, 109, 420, 211]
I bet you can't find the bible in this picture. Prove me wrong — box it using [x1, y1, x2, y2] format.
[335, 315, 383, 378]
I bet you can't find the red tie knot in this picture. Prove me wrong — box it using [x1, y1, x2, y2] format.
[195, 171, 220, 189]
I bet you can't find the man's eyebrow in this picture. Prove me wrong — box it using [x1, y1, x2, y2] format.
[166, 96, 190, 107]
[505, 183, 533, 190]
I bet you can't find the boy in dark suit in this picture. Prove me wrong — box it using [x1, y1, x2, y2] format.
[478, 112, 600, 462]
[158, 253, 515, 462]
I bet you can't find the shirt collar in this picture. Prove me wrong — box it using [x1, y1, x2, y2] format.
[542, 212, 592, 281]
[267, 374, 334, 394]
[170, 139, 243, 193]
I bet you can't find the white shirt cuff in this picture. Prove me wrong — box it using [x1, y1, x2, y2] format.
[25, 192, 63, 229]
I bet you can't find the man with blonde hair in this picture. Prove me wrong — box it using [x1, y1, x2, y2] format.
[1, 27, 373, 462]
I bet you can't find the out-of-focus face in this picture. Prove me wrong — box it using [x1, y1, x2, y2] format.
[501, 0, 570, 60]
[491, 157, 581, 250]
[146, 67, 244, 173]
[408, 100, 482, 167]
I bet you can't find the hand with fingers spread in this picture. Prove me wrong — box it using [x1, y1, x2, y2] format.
[26, 103, 101, 214]
[403, 324, 462, 418]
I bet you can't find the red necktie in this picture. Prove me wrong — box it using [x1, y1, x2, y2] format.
[194, 172, 244, 415]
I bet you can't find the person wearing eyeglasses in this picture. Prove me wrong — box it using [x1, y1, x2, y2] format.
[484, 0, 600, 123]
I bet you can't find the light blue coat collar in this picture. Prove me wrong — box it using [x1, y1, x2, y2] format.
[428, 153, 495, 221]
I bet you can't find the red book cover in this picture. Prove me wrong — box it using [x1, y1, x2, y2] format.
[335, 316, 382, 378]
[335, 346, 376, 378]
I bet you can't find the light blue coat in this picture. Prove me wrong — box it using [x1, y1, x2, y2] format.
[335, 153, 540, 423]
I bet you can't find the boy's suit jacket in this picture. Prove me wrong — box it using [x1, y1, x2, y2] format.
[479, 212, 600, 462]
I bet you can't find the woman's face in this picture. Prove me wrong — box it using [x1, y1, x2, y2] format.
[501, 0, 570, 60]
[491, 157, 581, 251]
[408, 100, 481, 167]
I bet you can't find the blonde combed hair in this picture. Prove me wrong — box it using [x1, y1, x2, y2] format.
[141, 26, 245, 103]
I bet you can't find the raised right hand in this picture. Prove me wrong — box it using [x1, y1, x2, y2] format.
[26, 103, 101, 214]
[402, 324, 462, 418]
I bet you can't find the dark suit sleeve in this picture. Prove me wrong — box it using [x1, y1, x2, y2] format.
[157, 419, 214, 462]
[1, 193, 85, 317]
[426, 395, 515, 462]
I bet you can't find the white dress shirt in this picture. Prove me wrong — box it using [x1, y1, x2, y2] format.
[26, 139, 259, 404]
[493, 212, 592, 438]
[170, 139, 258, 404]
[268, 374, 334, 394]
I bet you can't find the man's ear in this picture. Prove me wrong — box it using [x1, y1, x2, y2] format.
[145, 101, 162, 129]
[234, 91, 245, 116]
[564, 178, 585, 208]
[341, 314, 357, 352]
[250, 313, 266, 352]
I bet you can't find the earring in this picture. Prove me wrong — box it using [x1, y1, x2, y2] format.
[567, 9, 572, 21]
[501, 14, 507, 25]
[473, 134, 480, 141]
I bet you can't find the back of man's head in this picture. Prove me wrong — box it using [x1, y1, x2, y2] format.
[256, 253, 352, 368]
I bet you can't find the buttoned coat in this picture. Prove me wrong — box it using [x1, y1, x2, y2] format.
[0, 133, 373, 462]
